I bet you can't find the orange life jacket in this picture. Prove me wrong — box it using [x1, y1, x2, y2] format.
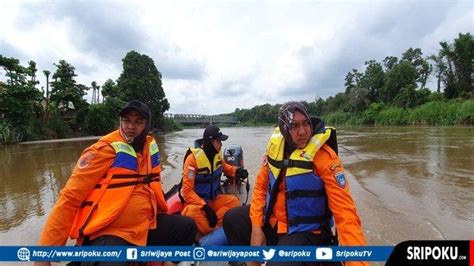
[69, 131, 167, 241]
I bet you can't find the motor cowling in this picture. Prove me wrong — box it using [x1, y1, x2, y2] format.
[223, 144, 244, 168]
[222, 144, 244, 194]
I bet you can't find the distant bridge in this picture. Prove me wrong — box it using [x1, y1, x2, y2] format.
[164, 113, 239, 125]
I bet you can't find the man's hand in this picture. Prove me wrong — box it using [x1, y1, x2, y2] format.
[201, 204, 218, 228]
[250, 225, 266, 246]
[235, 167, 249, 180]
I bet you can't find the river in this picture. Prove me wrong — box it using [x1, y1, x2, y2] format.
[0, 126, 473, 246]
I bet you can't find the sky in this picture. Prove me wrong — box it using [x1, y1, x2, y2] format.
[1, 0, 473, 115]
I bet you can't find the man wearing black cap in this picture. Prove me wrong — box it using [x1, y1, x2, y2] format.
[181, 125, 249, 237]
[35, 100, 196, 266]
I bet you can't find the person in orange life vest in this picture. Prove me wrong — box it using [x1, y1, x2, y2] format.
[34, 100, 196, 266]
[181, 125, 249, 236]
[223, 101, 368, 266]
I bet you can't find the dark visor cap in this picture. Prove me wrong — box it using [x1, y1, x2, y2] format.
[203, 125, 228, 141]
[120, 100, 150, 119]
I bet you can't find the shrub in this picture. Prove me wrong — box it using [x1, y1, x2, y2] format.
[84, 104, 117, 135]
[25, 118, 48, 141]
[375, 107, 408, 125]
[156, 117, 183, 132]
[362, 102, 386, 124]
[0, 121, 22, 144]
[323, 112, 353, 125]
[456, 99, 474, 125]
[46, 113, 72, 139]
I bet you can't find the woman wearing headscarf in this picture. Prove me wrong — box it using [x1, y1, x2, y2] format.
[223, 101, 368, 266]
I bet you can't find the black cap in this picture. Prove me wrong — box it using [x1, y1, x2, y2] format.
[203, 125, 228, 141]
[120, 100, 150, 119]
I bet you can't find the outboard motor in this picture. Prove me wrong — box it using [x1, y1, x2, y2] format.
[223, 144, 244, 168]
[222, 145, 244, 194]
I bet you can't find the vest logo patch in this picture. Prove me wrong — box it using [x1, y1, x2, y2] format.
[334, 172, 347, 188]
[77, 151, 95, 169]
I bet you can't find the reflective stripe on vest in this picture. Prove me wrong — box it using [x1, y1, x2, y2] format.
[189, 148, 223, 200]
[110, 141, 138, 170]
[265, 127, 332, 234]
[149, 139, 160, 168]
[110, 139, 160, 170]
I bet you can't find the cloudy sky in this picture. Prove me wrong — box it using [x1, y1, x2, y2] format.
[1, 0, 472, 114]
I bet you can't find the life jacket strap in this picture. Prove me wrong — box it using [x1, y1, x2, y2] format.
[286, 189, 325, 199]
[194, 178, 211, 184]
[197, 167, 210, 174]
[267, 157, 313, 170]
[287, 215, 326, 226]
[81, 201, 93, 208]
[92, 174, 160, 189]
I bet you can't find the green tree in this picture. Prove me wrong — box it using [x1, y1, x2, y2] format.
[0, 56, 43, 140]
[43, 70, 51, 118]
[394, 84, 419, 108]
[324, 93, 351, 113]
[347, 87, 370, 112]
[344, 69, 362, 94]
[101, 79, 119, 99]
[359, 60, 385, 102]
[91, 81, 99, 104]
[50, 60, 88, 111]
[435, 33, 474, 99]
[116, 51, 170, 128]
[26, 61, 39, 87]
[401, 48, 431, 89]
[438, 41, 457, 98]
[100, 78, 124, 115]
[84, 104, 117, 135]
[380, 60, 418, 104]
[452, 33, 474, 97]
[383, 56, 398, 71]
[306, 97, 326, 116]
[428, 54, 447, 93]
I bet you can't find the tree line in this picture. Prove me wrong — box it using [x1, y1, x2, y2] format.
[231, 33, 473, 126]
[1, 33, 472, 144]
[0, 51, 180, 144]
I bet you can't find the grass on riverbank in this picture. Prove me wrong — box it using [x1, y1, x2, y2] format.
[323, 99, 474, 126]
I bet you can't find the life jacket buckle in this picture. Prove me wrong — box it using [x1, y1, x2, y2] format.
[143, 175, 153, 184]
[284, 159, 294, 167]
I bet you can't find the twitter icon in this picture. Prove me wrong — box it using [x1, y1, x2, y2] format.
[263, 248, 276, 260]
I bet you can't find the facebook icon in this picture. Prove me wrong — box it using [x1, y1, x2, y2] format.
[126, 248, 138, 260]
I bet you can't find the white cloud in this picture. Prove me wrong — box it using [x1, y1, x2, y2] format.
[1, 0, 472, 114]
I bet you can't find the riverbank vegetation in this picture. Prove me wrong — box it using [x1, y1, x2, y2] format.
[230, 33, 473, 126]
[1, 33, 472, 144]
[0, 51, 180, 144]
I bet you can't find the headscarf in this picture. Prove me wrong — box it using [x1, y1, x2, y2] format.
[278, 101, 312, 150]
